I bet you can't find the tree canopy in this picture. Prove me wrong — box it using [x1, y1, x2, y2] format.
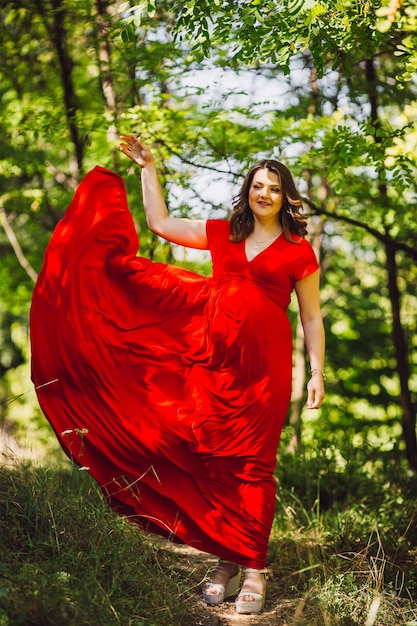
[0, 0, 416, 473]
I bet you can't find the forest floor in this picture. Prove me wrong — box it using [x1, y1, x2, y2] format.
[162, 542, 295, 626]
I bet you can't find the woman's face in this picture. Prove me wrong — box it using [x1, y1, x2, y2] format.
[248, 168, 284, 221]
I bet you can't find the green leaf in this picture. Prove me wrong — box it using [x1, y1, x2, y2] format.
[376, 18, 393, 33]
[133, 11, 142, 27]
[287, 0, 305, 16]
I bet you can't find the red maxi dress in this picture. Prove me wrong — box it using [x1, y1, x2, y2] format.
[30, 166, 319, 569]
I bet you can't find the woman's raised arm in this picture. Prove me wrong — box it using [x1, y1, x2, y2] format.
[120, 134, 208, 249]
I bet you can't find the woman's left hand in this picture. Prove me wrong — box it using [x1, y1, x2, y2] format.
[306, 371, 325, 409]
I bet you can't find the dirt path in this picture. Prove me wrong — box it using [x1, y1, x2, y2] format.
[163, 543, 295, 626]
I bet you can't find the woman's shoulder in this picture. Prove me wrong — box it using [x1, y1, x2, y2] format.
[285, 233, 314, 250]
[281, 233, 318, 264]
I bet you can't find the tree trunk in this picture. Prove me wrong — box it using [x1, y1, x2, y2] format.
[385, 243, 417, 471]
[33, 0, 84, 175]
[95, 0, 119, 168]
[366, 57, 417, 472]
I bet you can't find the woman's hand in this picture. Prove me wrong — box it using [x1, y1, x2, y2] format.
[306, 370, 325, 409]
[119, 134, 154, 168]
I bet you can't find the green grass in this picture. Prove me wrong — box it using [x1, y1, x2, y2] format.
[268, 446, 417, 625]
[0, 446, 416, 626]
[0, 464, 199, 626]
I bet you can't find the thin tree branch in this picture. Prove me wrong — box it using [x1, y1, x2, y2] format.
[0, 205, 38, 283]
[303, 197, 417, 262]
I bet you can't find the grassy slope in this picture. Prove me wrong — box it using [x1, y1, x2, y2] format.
[0, 453, 416, 626]
[0, 464, 203, 626]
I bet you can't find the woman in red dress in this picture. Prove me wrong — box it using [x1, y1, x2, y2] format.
[30, 134, 325, 615]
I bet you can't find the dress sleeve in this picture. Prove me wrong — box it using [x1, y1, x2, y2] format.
[206, 219, 230, 250]
[291, 239, 320, 283]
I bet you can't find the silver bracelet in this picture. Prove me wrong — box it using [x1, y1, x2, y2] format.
[311, 368, 326, 381]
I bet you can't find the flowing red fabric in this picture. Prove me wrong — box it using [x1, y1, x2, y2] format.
[30, 166, 319, 568]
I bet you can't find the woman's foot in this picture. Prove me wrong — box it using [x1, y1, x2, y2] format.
[235, 568, 267, 614]
[202, 560, 241, 606]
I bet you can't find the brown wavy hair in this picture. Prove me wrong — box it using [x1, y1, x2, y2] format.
[229, 160, 308, 243]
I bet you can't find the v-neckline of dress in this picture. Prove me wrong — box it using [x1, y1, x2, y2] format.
[244, 233, 283, 263]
